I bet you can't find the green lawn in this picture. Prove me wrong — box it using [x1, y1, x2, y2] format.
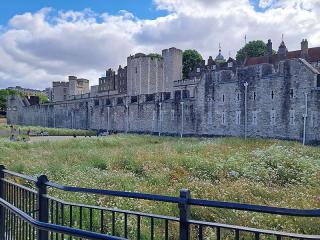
[1, 132, 320, 238]
[0, 123, 95, 136]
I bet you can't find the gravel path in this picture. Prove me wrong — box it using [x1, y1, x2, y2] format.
[0, 130, 9, 136]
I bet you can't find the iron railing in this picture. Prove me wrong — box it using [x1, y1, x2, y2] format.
[0, 164, 320, 240]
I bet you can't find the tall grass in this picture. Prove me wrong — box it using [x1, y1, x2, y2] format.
[1, 135, 320, 237]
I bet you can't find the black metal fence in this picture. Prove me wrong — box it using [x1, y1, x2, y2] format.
[0, 164, 320, 240]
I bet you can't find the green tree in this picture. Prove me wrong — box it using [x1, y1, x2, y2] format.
[0, 89, 19, 111]
[38, 94, 49, 104]
[183, 49, 203, 79]
[147, 53, 162, 59]
[236, 40, 269, 62]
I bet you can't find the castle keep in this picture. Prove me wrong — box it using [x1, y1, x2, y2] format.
[7, 40, 320, 143]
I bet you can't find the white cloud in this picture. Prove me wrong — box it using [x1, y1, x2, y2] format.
[259, 0, 274, 8]
[0, 9, 144, 89]
[0, 0, 319, 89]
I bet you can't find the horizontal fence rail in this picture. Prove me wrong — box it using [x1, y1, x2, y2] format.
[1, 165, 320, 240]
[0, 198, 125, 240]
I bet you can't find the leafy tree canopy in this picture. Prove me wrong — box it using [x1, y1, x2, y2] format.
[38, 94, 49, 104]
[236, 40, 272, 62]
[183, 49, 203, 79]
[0, 89, 20, 111]
[147, 53, 162, 59]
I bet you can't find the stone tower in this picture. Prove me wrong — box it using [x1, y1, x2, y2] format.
[127, 53, 164, 96]
[68, 76, 89, 96]
[301, 39, 309, 59]
[162, 47, 183, 93]
[266, 39, 273, 64]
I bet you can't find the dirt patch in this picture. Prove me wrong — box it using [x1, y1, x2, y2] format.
[0, 118, 7, 124]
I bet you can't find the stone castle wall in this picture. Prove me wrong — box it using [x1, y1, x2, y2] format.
[127, 55, 164, 96]
[7, 58, 320, 143]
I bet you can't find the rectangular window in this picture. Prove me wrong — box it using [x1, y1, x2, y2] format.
[171, 110, 175, 121]
[236, 111, 241, 125]
[221, 112, 226, 125]
[271, 91, 274, 99]
[196, 67, 200, 73]
[270, 110, 276, 126]
[222, 94, 225, 102]
[237, 93, 240, 101]
[290, 89, 294, 98]
[289, 110, 295, 125]
[228, 62, 233, 68]
[252, 111, 258, 125]
[253, 92, 256, 101]
[117, 97, 123, 105]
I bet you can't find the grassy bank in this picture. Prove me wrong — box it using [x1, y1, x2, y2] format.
[0, 122, 95, 136]
[1, 135, 320, 238]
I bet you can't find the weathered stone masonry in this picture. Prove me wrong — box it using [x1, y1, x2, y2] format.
[6, 39, 320, 143]
[7, 57, 320, 143]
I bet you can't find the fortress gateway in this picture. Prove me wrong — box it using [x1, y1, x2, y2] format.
[7, 40, 320, 143]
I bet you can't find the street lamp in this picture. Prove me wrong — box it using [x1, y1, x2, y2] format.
[126, 104, 129, 133]
[244, 82, 248, 139]
[180, 101, 184, 138]
[159, 102, 162, 136]
[107, 107, 110, 134]
[303, 92, 308, 145]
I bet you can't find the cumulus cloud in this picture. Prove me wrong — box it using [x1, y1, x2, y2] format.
[259, 0, 274, 8]
[149, 0, 320, 59]
[0, 8, 146, 89]
[0, 0, 319, 89]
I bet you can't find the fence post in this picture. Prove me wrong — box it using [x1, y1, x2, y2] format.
[179, 189, 191, 240]
[0, 165, 5, 240]
[36, 175, 49, 240]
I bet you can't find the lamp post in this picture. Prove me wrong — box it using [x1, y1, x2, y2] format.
[244, 82, 248, 139]
[180, 101, 184, 138]
[303, 92, 308, 145]
[159, 102, 162, 136]
[126, 104, 129, 133]
[53, 109, 55, 128]
[71, 110, 74, 129]
[107, 107, 110, 134]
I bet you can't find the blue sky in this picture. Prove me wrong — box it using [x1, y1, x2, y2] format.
[0, 0, 268, 25]
[0, 0, 319, 89]
[0, 0, 168, 24]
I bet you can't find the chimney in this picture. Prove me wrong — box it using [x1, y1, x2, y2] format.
[301, 39, 309, 59]
[207, 56, 214, 65]
[267, 39, 273, 64]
